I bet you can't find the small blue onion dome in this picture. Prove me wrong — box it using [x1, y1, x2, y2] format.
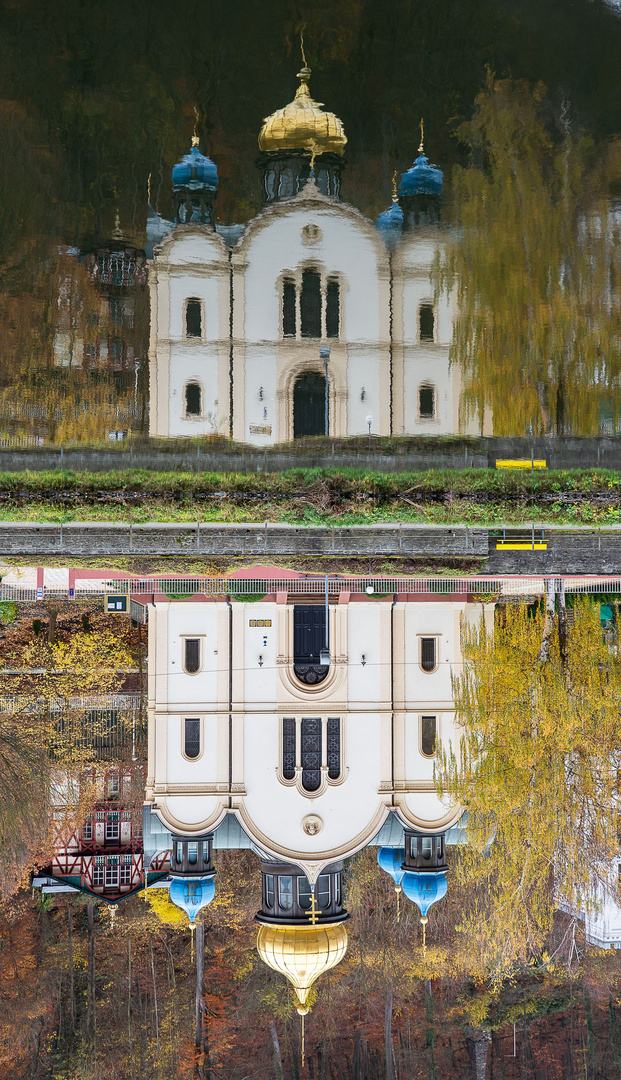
[398, 154, 443, 197]
[169, 877, 216, 923]
[401, 870, 448, 918]
[377, 847, 406, 888]
[376, 197, 404, 232]
[172, 142, 218, 191]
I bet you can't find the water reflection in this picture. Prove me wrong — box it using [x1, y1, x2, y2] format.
[1, 569, 620, 1075]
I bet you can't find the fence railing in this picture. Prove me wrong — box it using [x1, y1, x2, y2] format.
[2, 575, 621, 603]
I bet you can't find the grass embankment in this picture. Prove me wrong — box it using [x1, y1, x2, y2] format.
[2, 467, 621, 525]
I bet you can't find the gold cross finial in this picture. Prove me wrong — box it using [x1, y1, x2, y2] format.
[308, 891, 319, 925]
[300, 26, 307, 68]
[147, 172, 151, 205]
[421, 915, 428, 955]
[418, 118, 425, 155]
[192, 106, 200, 147]
[392, 170, 399, 201]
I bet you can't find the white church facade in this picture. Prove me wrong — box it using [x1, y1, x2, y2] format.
[144, 579, 493, 881]
[148, 63, 485, 444]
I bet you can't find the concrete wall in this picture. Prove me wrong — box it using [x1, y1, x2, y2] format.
[2, 437, 621, 473]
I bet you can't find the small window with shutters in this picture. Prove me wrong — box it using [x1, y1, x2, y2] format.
[421, 715, 437, 757]
[184, 638, 201, 674]
[326, 279, 340, 338]
[185, 298, 202, 338]
[184, 718, 200, 759]
[419, 303, 434, 342]
[282, 279, 296, 337]
[420, 637, 437, 673]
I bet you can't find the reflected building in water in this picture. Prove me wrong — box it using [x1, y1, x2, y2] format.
[148, 64, 486, 442]
[143, 578, 490, 1000]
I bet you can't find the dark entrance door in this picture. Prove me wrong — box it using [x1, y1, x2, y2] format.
[293, 373, 326, 437]
[293, 605, 328, 685]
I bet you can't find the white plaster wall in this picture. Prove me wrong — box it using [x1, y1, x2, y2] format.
[242, 351, 278, 441]
[242, 711, 382, 854]
[403, 602, 457, 704]
[166, 346, 222, 437]
[347, 604, 382, 703]
[165, 604, 219, 706]
[346, 352, 381, 436]
[241, 206, 384, 343]
[242, 604, 278, 704]
[166, 714, 219, 785]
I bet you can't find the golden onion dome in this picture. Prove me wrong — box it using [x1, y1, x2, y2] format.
[256, 922, 348, 1014]
[258, 66, 347, 158]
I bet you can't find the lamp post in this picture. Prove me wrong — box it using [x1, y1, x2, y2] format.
[319, 573, 330, 667]
[365, 414, 373, 451]
[320, 345, 330, 438]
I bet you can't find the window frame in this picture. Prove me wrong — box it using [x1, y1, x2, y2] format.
[278, 715, 346, 795]
[417, 383, 437, 422]
[418, 301, 435, 343]
[279, 269, 343, 343]
[183, 717, 202, 761]
[419, 636, 439, 674]
[182, 636, 203, 676]
[183, 381, 204, 420]
[420, 714, 438, 758]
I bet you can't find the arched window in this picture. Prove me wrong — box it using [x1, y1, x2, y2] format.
[419, 303, 434, 342]
[300, 269, 322, 338]
[282, 279, 296, 337]
[301, 717, 322, 792]
[418, 385, 436, 420]
[185, 383, 202, 417]
[184, 718, 200, 759]
[185, 299, 202, 338]
[421, 715, 437, 757]
[326, 279, 340, 338]
[184, 638, 201, 674]
[326, 718, 341, 779]
[282, 718, 296, 780]
[420, 637, 437, 672]
[317, 874, 331, 909]
[278, 875, 293, 909]
[421, 837, 433, 860]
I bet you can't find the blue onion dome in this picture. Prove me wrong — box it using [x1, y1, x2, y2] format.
[401, 870, 448, 918]
[172, 139, 218, 191]
[376, 197, 404, 243]
[169, 877, 216, 924]
[377, 847, 406, 888]
[398, 154, 443, 197]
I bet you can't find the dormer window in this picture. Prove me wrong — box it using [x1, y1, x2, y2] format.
[185, 298, 202, 338]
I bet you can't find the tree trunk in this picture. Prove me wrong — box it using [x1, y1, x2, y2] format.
[385, 992, 393, 1080]
[47, 605, 58, 645]
[556, 577, 568, 673]
[67, 905, 75, 1033]
[271, 1022, 284, 1080]
[195, 919, 205, 1049]
[87, 901, 95, 1040]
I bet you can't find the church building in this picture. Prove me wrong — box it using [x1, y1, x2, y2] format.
[148, 62, 486, 442]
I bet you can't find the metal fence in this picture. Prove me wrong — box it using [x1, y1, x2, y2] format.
[2, 575, 621, 603]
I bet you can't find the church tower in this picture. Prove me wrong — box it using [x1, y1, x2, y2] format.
[257, 48, 347, 203]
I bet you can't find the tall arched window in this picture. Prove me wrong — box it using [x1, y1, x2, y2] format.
[282, 718, 296, 780]
[300, 269, 322, 338]
[418, 385, 436, 420]
[419, 303, 434, 342]
[301, 717, 322, 792]
[282, 279, 296, 337]
[185, 298, 202, 338]
[185, 383, 202, 417]
[421, 715, 437, 757]
[326, 279, 340, 338]
[184, 638, 201, 674]
[327, 717, 341, 779]
[420, 637, 437, 673]
[184, 718, 200, 759]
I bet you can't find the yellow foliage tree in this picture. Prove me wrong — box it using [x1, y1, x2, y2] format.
[438, 586, 621, 983]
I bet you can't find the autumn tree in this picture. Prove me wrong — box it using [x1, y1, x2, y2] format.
[438, 585, 621, 983]
[445, 75, 621, 437]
